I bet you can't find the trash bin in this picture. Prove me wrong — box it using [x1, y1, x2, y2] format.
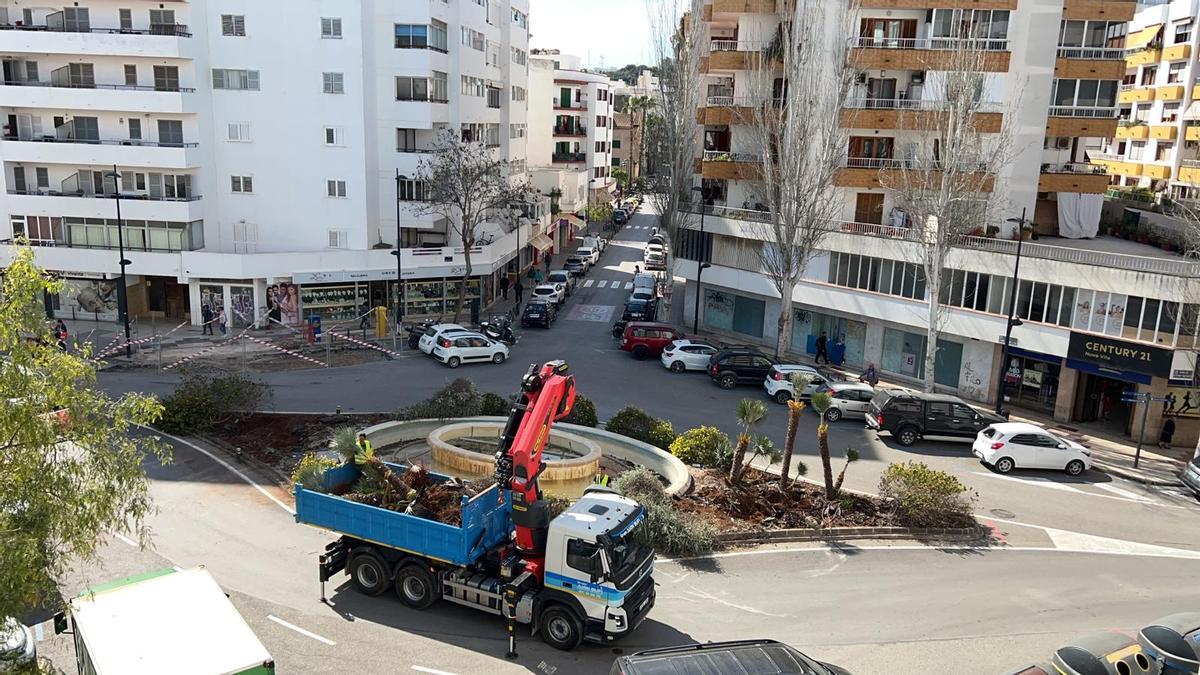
[1003, 664, 1055, 675]
[1052, 630, 1158, 675]
[1138, 612, 1200, 673]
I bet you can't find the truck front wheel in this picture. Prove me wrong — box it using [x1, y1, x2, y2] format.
[395, 564, 439, 609]
[349, 552, 389, 597]
[539, 606, 583, 651]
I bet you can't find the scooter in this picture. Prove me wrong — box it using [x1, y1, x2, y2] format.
[477, 317, 518, 345]
[406, 320, 435, 349]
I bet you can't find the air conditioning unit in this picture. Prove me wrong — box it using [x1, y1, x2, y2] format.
[911, 71, 925, 84]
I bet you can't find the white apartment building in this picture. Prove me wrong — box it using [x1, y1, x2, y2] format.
[680, 0, 1200, 448]
[0, 0, 543, 328]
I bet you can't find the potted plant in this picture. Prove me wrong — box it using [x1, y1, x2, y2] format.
[985, 224, 999, 238]
[1020, 223, 1034, 241]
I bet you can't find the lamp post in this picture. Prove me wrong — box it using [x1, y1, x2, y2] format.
[392, 170, 406, 335]
[690, 185, 711, 335]
[103, 165, 132, 357]
[993, 208, 1030, 417]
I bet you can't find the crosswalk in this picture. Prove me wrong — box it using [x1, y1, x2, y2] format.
[970, 471, 1196, 509]
[581, 279, 634, 290]
[623, 225, 656, 230]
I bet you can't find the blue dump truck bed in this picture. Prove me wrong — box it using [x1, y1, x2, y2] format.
[294, 462, 511, 567]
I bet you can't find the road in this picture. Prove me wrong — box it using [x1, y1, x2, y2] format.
[34, 432, 1200, 674]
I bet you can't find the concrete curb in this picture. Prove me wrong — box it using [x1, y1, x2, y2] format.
[1092, 458, 1185, 487]
[196, 432, 294, 488]
[716, 524, 990, 545]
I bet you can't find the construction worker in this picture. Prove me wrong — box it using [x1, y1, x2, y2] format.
[593, 472, 611, 487]
[356, 433, 373, 456]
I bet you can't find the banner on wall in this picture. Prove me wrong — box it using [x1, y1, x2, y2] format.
[1066, 332, 1172, 378]
[266, 282, 301, 326]
[1162, 388, 1200, 418]
[61, 279, 119, 320]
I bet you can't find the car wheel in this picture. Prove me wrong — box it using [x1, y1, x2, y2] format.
[1065, 459, 1085, 476]
[539, 606, 583, 651]
[669, 361, 686, 373]
[632, 345, 649, 360]
[348, 552, 389, 597]
[773, 390, 792, 405]
[446, 356, 461, 368]
[825, 407, 842, 423]
[896, 426, 919, 446]
[395, 564, 439, 610]
[718, 373, 738, 390]
[492, 352, 506, 364]
[995, 457, 1015, 474]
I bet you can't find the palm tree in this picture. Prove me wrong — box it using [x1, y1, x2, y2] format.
[779, 373, 811, 488]
[628, 95, 657, 181]
[729, 398, 767, 484]
[809, 391, 836, 499]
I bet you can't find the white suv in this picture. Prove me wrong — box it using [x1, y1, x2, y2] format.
[972, 422, 1092, 476]
[762, 364, 829, 404]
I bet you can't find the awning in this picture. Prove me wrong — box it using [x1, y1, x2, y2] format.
[1184, 101, 1200, 120]
[1125, 24, 1162, 51]
[557, 214, 586, 231]
[529, 234, 553, 252]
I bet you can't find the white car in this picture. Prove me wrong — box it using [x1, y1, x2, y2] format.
[643, 243, 666, 269]
[547, 270, 576, 296]
[660, 339, 719, 373]
[575, 245, 599, 266]
[431, 332, 509, 368]
[581, 235, 606, 254]
[972, 422, 1092, 476]
[418, 323, 470, 355]
[821, 381, 876, 422]
[532, 283, 566, 305]
[763, 364, 830, 404]
[0, 617, 35, 671]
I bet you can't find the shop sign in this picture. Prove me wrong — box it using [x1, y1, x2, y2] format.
[1067, 332, 1172, 378]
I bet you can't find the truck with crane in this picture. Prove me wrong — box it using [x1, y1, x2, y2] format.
[294, 360, 656, 651]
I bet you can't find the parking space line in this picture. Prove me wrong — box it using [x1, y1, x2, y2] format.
[113, 532, 138, 547]
[1093, 482, 1155, 503]
[267, 615, 336, 646]
[412, 667, 460, 675]
[971, 472, 1182, 508]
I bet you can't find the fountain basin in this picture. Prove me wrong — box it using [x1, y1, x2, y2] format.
[428, 422, 602, 481]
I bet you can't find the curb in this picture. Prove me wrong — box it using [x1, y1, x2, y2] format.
[1092, 458, 1185, 487]
[716, 524, 990, 545]
[196, 432, 294, 488]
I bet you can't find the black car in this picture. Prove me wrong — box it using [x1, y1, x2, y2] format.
[611, 639, 849, 675]
[520, 299, 557, 328]
[866, 388, 1007, 446]
[613, 209, 628, 225]
[564, 256, 587, 277]
[622, 298, 657, 322]
[707, 347, 779, 389]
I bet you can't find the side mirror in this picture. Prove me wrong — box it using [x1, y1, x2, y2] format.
[1057, 443, 1068, 449]
[53, 612, 68, 635]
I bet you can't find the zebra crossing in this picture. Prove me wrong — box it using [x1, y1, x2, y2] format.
[623, 224, 655, 230]
[581, 279, 634, 290]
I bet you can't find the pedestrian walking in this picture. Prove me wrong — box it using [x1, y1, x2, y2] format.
[499, 275, 510, 300]
[544, 252, 553, 271]
[217, 309, 228, 336]
[201, 304, 214, 335]
[359, 301, 371, 330]
[53, 319, 69, 352]
[532, 268, 543, 284]
[634, 264, 640, 275]
[514, 280, 524, 304]
[859, 362, 879, 387]
[815, 331, 829, 364]
[1158, 417, 1176, 449]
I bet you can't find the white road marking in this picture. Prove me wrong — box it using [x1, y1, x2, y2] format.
[172, 565, 183, 572]
[267, 615, 336, 646]
[683, 585, 785, 617]
[970, 471, 1181, 508]
[660, 543, 1200, 564]
[412, 666, 461, 675]
[1042, 527, 1200, 559]
[153, 429, 296, 516]
[624, 281, 634, 289]
[582, 279, 595, 287]
[597, 280, 608, 288]
[112, 532, 138, 547]
[1093, 482, 1155, 503]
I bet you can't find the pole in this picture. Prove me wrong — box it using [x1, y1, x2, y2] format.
[993, 207, 1026, 416]
[1134, 394, 1149, 469]
[112, 164, 132, 357]
[393, 169, 405, 340]
[693, 202, 705, 334]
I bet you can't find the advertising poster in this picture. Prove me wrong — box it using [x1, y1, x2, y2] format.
[62, 279, 119, 320]
[1163, 388, 1200, 418]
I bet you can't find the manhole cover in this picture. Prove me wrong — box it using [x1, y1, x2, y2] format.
[989, 508, 1015, 519]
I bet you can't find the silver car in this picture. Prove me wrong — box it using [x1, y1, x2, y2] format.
[0, 617, 35, 671]
[821, 381, 876, 422]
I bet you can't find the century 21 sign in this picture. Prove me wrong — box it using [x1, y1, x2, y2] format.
[1067, 332, 1172, 378]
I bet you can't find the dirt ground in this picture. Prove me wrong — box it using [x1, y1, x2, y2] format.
[207, 412, 387, 469]
[109, 332, 394, 372]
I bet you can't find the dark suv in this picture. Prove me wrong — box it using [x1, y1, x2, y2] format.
[611, 639, 849, 675]
[708, 347, 779, 389]
[866, 388, 1006, 446]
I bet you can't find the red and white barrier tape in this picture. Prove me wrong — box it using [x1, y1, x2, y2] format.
[329, 330, 402, 359]
[161, 324, 254, 370]
[94, 322, 188, 360]
[242, 334, 328, 368]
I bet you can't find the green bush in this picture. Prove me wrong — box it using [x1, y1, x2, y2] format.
[613, 467, 669, 506]
[291, 452, 340, 492]
[480, 392, 511, 417]
[669, 426, 732, 469]
[157, 369, 271, 434]
[397, 379, 482, 420]
[614, 468, 715, 557]
[647, 419, 676, 451]
[563, 394, 599, 427]
[877, 461, 977, 528]
[605, 406, 657, 444]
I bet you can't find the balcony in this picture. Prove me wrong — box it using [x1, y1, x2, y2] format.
[1062, 0, 1136, 20]
[833, 162, 994, 190]
[1038, 163, 1109, 193]
[0, 136, 201, 169]
[1143, 164, 1171, 180]
[552, 98, 588, 111]
[5, 190, 203, 222]
[849, 36, 1011, 73]
[551, 152, 587, 163]
[1045, 114, 1118, 138]
[0, 79, 197, 114]
[1054, 48, 1126, 80]
[1125, 48, 1161, 67]
[0, 22, 193, 58]
[701, 150, 759, 180]
[1186, 125, 1200, 141]
[705, 41, 775, 71]
[1114, 123, 1150, 140]
[1118, 85, 1154, 103]
[840, 98, 1004, 132]
[699, 95, 782, 125]
[858, 0, 1017, 7]
[1163, 44, 1191, 61]
[1055, 46, 1125, 59]
[1090, 153, 1142, 176]
[1179, 159, 1200, 185]
[711, 0, 778, 13]
[1158, 84, 1186, 101]
[1150, 124, 1178, 140]
[552, 124, 587, 137]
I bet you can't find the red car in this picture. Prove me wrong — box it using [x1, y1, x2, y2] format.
[620, 322, 684, 359]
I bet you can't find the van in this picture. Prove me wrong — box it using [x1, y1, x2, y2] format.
[620, 321, 683, 359]
[611, 639, 848, 675]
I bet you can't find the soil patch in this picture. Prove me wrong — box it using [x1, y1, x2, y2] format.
[208, 412, 387, 469]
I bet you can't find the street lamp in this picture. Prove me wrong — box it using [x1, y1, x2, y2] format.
[103, 165, 132, 357]
[392, 170, 407, 334]
[690, 185, 711, 335]
[993, 207, 1030, 417]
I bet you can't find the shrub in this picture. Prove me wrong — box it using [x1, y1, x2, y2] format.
[563, 394, 599, 427]
[480, 392, 511, 417]
[397, 379, 482, 420]
[647, 419, 676, 451]
[615, 468, 715, 556]
[877, 461, 977, 528]
[613, 467, 668, 506]
[157, 369, 271, 434]
[605, 406, 657, 443]
[291, 452, 340, 492]
[542, 493, 573, 520]
[669, 426, 732, 469]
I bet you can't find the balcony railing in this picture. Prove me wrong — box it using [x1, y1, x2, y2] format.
[0, 22, 191, 37]
[709, 39, 770, 51]
[551, 152, 587, 162]
[1047, 106, 1119, 118]
[1090, 151, 1122, 161]
[844, 156, 910, 169]
[703, 150, 760, 162]
[1041, 162, 1107, 174]
[843, 97, 1004, 113]
[1056, 46, 1125, 59]
[7, 188, 201, 202]
[553, 98, 588, 110]
[1, 134, 198, 148]
[553, 125, 587, 136]
[705, 94, 786, 107]
[850, 36, 1009, 51]
[1182, 159, 1200, 168]
[1, 79, 194, 93]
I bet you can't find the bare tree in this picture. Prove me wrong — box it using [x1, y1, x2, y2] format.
[879, 43, 1020, 392]
[740, 1, 856, 358]
[645, 0, 705, 318]
[415, 130, 537, 322]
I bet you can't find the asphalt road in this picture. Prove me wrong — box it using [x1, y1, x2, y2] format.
[34, 433, 1200, 675]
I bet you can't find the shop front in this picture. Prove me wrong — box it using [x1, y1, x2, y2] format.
[196, 281, 259, 329]
[291, 269, 497, 326]
[880, 327, 963, 389]
[1064, 331, 1173, 435]
[703, 288, 766, 338]
[999, 347, 1063, 414]
[791, 309, 867, 367]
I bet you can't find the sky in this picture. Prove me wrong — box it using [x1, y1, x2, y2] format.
[528, 0, 657, 71]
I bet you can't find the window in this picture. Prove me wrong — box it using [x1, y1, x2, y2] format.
[1163, 102, 1182, 123]
[512, 8, 528, 29]
[328, 229, 348, 248]
[231, 176, 253, 193]
[228, 122, 251, 142]
[1175, 21, 1192, 44]
[461, 75, 485, 96]
[430, 20, 448, 52]
[484, 123, 500, 147]
[596, 115, 607, 128]
[128, 118, 141, 140]
[397, 178, 429, 201]
[1169, 62, 1186, 84]
[119, 9, 132, 31]
[930, 9, 1009, 43]
[148, 9, 176, 34]
[1156, 142, 1174, 161]
[322, 72, 344, 94]
[1059, 20, 1121, 48]
[212, 69, 260, 90]
[598, 88, 608, 102]
[461, 27, 484, 50]
[509, 123, 526, 139]
[157, 120, 183, 146]
[511, 85, 526, 101]
[395, 76, 429, 101]
[1052, 78, 1118, 108]
[613, 139, 622, 149]
[1130, 140, 1146, 160]
[431, 71, 448, 102]
[326, 180, 347, 198]
[511, 47, 527, 65]
[221, 14, 245, 37]
[63, 7, 89, 32]
[321, 17, 342, 39]
[397, 128, 418, 151]
[324, 127, 344, 146]
[487, 86, 502, 108]
[395, 23, 429, 48]
[612, 157, 622, 167]
[566, 539, 602, 576]
[66, 63, 95, 87]
[124, 64, 137, 86]
[35, 168, 49, 190]
[153, 65, 179, 91]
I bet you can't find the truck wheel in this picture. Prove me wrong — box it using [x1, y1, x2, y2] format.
[539, 606, 583, 651]
[349, 552, 389, 596]
[395, 564, 439, 609]
[895, 426, 919, 447]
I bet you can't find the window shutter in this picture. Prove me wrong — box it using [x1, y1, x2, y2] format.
[248, 71, 260, 90]
[148, 173, 163, 198]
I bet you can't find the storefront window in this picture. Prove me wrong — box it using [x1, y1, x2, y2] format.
[703, 289, 735, 332]
[791, 309, 866, 367]
[703, 289, 765, 338]
[1001, 355, 1061, 412]
[229, 285, 255, 328]
[882, 328, 961, 388]
[199, 284, 224, 319]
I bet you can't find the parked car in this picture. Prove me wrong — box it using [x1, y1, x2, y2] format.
[613, 209, 628, 225]
[643, 243, 666, 270]
[547, 270, 577, 297]
[418, 323, 470, 355]
[576, 245, 599, 266]
[1181, 454, 1200, 497]
[648, 232, 666, 248]
[816, 382, 876, 422]
[564, 256, 587, 277]
[866, 389, 1007, 446]
[611, 639, 849, 675]
[629, 289, 656, 305]
[632, 272, 657, 293]
[0, 617, 35, 671]
[532, 282, 566, 305]
[708, 347, 779, 389]
[520, 299, 557, 328]
[762, 364, 830, 404]
[972, 422, 1092, 475]
[582, 234, 606, 254]
[620, 321, 684, 359]
[622, 298, 657, 322]
[660, 339, 719, 373]
[431, 332, 509, 368]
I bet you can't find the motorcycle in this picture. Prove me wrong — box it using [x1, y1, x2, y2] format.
[406, 320, 435, 349]
[477, 317, 518, 345]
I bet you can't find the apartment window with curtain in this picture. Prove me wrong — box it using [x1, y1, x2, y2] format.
[1052, 78, 1118, 109]
[321, 17, 342, 39]
[228, 122, 251, 142]
[511, 47, 526, 65]
[511, 85, 526, 101]
[397, 128, 418, 152]
[432, 71, 448, 102]
[153, 65, 179, 91]
[322, 72, 344, 94]
[929, 9, 1010, 46]
[1175, 21, 1192, 44]
[212, 69, 260, 90]
[486, 86, 502, 108]
[221, 14, 245, 36]
[429, 20, 448, 52]
[1163, 102, 1181, 123]
[1168, 61, 1186, 84]
[397, 179, 429, 201]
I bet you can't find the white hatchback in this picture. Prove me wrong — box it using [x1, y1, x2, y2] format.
[418, 323, 469, 355]
[532, 283, 566, 305]
[431, 332, 509, 368]
[576, 246, 599, 266]
[821, 382, 876, 423]
[660, 339, 719, 373]
[762, 364, 830, 404]
[972, 422, 1092, 476]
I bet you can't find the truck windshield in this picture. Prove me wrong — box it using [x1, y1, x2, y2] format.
[606, 535, 650, 590]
